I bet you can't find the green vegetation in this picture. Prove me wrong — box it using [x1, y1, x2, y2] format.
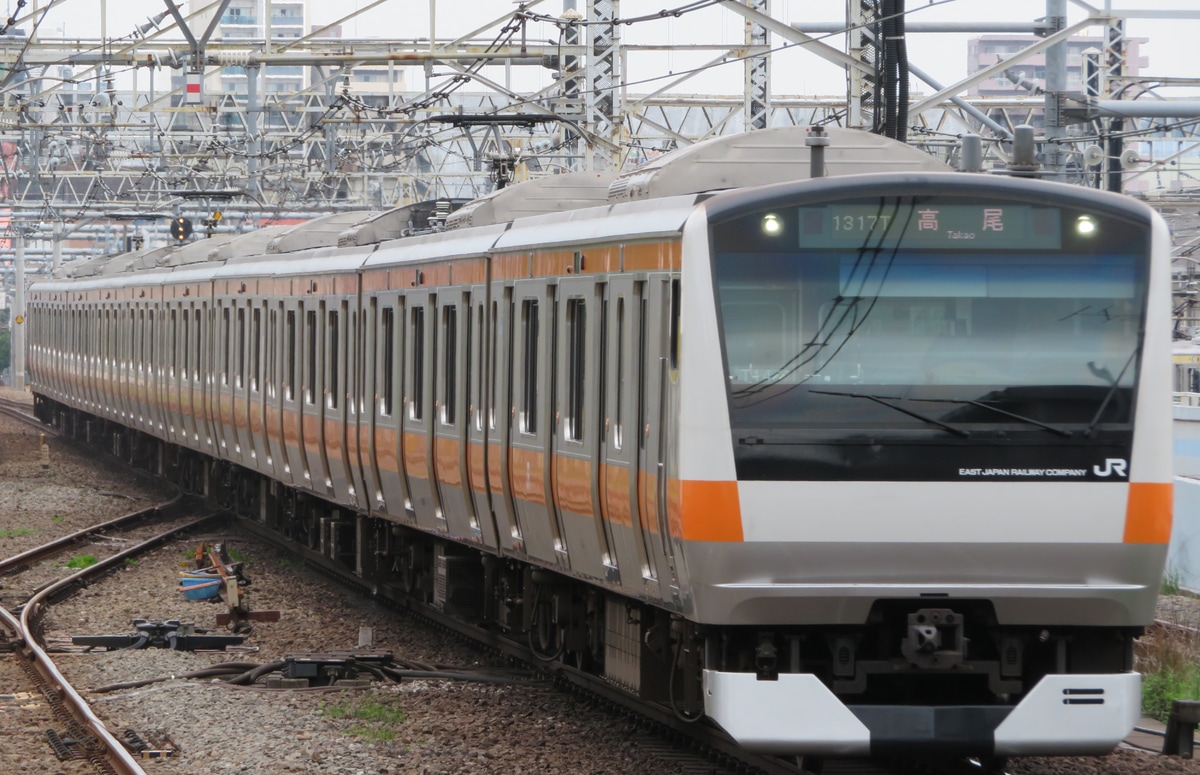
[0, 527, 34, 538]
[1163, 568, 1184, 597]
[65, 555, 98, 569]
[1139, 623, 1200, 720]
[228, 547, 246, 561]
[1141, 575, 1200, 720]
[124, 557, 138, 566]
[278, 557, 295, 568]
[51, 515, 64, 523]
[320, 698, 406, 742]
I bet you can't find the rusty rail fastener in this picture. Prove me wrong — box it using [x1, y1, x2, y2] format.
[1164, 699, 1200, 757]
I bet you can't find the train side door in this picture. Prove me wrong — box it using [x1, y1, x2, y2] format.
[213, 299, 234, 458]
[136, 304, 150, 434]
[432, 288, 477, 540]
[346, 295, 369, 512]
[371, 293, 411, 521]
[280, 300, 307, 490]
[466, 288, 499, 548]
[232, 300, 254, 465]
[263, 302, 287, 482]
[182, 304, 202, 450]
[323, 298, 353, 503]
[638, 274, 681, 604]
[599, 276, 655, 591]
[402, 289, 443, 532]
[164, 305, 181, 445]
[486, 285, 522, 554]
[552, 277, 610, 581]
[360, 294, 384, 515]
[247, 301, 267, 474]
[301, 299, 333, 497]
[117, 305, 131, 425]
[509, 280, 563, 567]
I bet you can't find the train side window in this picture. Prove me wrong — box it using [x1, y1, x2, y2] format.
[251, 307, 262, 393]
[669, 278, 680, 371]
[285, 310, 296, 401]
[638, 298, 648, 451]
[147, 310, 155, 376]
[442, 304, 457, 426]
[192, 308, 201, 381]
[181, 308, 189, 381]
[137, 309, 145, 373]
[489, 300, 499, 431]
[566, 298, 586, 442]
[222, 306, 231, 386]
[615, 296, 624, 450]
[411, 306, 425, 421]
[170, 309, 178, 379]
[237, 306, 246, 389]
[267, 307, 277, 396]
[306, 309, 317, 405]
[520, 299, 539, 435]
[329, 309, 340, 410]
[470, 302, 484, 431]
[381, 306, 394, 416]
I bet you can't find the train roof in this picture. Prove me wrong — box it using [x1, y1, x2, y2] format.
[158, 234, 237, 267]
[337, 199, 473, 247]
[206, 225, 291, 262]
[493, 195, 701, 253]
[264, 211, 379, 254]
[443, 171, 616, 231]
[607, 125, 952, 203]
[364, 222, 511, 269]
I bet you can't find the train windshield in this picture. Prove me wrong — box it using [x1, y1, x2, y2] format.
[711, 196, 1150, 433]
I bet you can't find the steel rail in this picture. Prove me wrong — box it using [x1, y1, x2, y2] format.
[2, 510, 224, 775]
[0, 492, 185, 576]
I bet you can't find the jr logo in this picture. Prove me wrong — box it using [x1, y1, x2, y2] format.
[1093, 458, 1128, 478]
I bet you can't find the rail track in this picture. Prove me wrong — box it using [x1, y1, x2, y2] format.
[0, 469, 226, 775]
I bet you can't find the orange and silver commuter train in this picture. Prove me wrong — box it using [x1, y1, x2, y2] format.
[27, 127, 1173, 760]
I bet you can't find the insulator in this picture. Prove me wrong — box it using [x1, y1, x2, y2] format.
[213, 51, 254, 67]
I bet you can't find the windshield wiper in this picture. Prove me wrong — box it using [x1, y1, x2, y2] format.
[910, 397, 1073, 437]
[809, 389, 971, 437]
[1084, 348, 1140, 437]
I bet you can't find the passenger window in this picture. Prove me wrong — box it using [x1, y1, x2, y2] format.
[329, 309, 339, 409]
[615, 297, 624, 450]
[306, 309, 317, 405]
[286, 310, 296, 401]
[442, 305, 457, 426]
[565, 298, 586, 442]
[381, 306, 394, 416]
[222, 307, 231, 386]
[411, 306, 425, 421]
[237, 307, 246, 388]
[251, 307, 262, 392]
[521, 299, 539, 435]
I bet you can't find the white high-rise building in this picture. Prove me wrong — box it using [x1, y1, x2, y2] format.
[211, 0, 309, 97]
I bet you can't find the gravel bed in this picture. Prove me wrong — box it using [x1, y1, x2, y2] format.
[46, 535, 693, 775]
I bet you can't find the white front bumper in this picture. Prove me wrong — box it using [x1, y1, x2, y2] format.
[703, 669, 1141, 756]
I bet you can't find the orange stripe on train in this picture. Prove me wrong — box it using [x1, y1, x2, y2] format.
[1123, 481, 1172, 544]
[678, 480, 743, 543]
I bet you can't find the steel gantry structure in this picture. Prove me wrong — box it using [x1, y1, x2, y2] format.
[0, 0, 1195, 267]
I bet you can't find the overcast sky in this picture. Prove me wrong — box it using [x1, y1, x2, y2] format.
[25, 0, 1200, 98]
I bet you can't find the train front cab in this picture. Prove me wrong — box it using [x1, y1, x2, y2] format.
[674, 173, 1174, 757]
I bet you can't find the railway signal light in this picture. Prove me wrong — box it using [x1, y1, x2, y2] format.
[171, 216, 193, 242]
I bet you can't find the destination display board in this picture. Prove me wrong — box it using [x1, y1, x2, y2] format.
[797, 204, 1063, 250]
